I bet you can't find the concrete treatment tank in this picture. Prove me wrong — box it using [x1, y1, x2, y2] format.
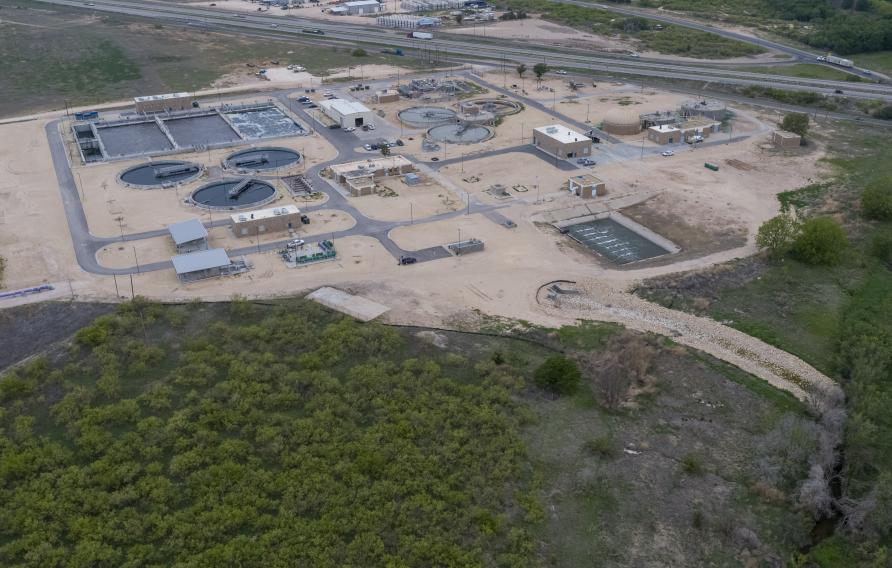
[426, 123, 493, 144]
[118, 160, 203, 189]
[397, 106, 458, 127]
[224, 147, 301, 172]
[602, 107, 642, 135]
[190, 178, 277, 210]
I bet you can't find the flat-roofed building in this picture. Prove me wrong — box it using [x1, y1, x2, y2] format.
[167, 218, 209, 253]
[647, 124, 681, 145]
[375, 89, 401, 103]
[330, 156, 415, 196]
[532, 124, 592, 159]
[567, 174, 605, 199]
[772, 130, 802, 149]
[319, 99, 375, 129]
[134, 92, 192, 114]
[172, 248, 232, 283]
[230, 205, 301, 237]
[679, 117, 721, 141]
[343, 0, 382, 14]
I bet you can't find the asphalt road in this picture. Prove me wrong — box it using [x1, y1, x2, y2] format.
[35, 0, 892, 101]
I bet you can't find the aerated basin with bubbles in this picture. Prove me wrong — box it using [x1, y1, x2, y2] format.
[224, 147, 301, 172]
[119, 160, 202, 188]
[191, 179, 277, 210]
[427, 124, 492, 144]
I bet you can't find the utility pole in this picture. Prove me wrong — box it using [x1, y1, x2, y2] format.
[113, 273, 120, 298]
[133, 247, 141, 273]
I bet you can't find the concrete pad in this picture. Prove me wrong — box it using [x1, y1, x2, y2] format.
[306, 286, 389, 322]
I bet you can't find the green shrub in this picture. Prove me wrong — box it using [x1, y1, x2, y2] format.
[792, 217, 848, 266]
[781, 112, 809, 138]
[756, 214, 800, 260]
[351, 48, 367, 57]
[870, 228, 892, 264]
[584, 435, 617, 458]
[533, 355, 581, 396]
[681, 453, 705, 475]
[861, 176, 892, 221]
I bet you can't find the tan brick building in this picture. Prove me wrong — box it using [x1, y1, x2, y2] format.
[568, 174, 605, 199]
[230, 205, 301, 237]
[772, 130, 802, 149]
[532, 125, 592, 159]
[330, 156, 415, 197]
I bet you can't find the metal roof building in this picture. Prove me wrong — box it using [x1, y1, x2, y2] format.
[319, 99, 375, 129]
[171, 248, 232, 283]
[167, 219, 209, 253]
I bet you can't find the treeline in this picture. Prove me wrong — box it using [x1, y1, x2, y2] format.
[0, 299, 543, 567]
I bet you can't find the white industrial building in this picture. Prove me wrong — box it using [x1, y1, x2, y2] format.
[401, 0, 465, 10]
[319, 99, 375, 129]
[376, 14, 441, 28]
[334, 0, 383, 14]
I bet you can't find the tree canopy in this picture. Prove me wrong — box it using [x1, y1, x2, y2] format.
[0, 300, 541, 567]
[792, 217, 849, 265]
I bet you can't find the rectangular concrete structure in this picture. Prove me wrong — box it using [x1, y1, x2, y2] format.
[319, 99, 375, 129]
[134, 92, 192, 114]
[532, 125, 592, 159]
[230, 205, 301, 237]
[306, 287, 390, 322]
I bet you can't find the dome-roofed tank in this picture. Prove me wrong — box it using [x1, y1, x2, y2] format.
[602, 107, 642, 135]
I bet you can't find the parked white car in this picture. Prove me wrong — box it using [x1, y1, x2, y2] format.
[661, 150, 674, 157]
[343, 127, 355, 133]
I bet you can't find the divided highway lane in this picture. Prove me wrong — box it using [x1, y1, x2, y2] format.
[38, 0, 892, 100]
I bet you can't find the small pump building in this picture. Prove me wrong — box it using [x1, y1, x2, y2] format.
[230, 205, 301, 237]
[532, 125, 593, 159]
[167, 218, 209, 253]
[772, 130, 802, 149]
[568, 174, 605, 199]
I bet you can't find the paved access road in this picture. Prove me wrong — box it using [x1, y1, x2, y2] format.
[36, 0, 892, 101]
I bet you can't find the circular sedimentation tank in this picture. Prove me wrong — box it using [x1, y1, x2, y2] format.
[463, 99, 522, 116]
[398, 106, 458, 127]
[426, 124, 493, 144]
[190, 178, 277, 210]
[118, 160, 202, 189]
[224, 147, 301, 172]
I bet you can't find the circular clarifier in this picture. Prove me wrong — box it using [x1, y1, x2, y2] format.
[427, 124, 493, 144]
[118, 160, 202, 189]
[223, 147, 301, 172]
[190, 178, 277, 210]
[398, 106, 458, 127]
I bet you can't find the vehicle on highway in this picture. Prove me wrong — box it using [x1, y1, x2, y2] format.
[661, 150, 675, 157]
[343, 126, 355, 133]
[555, 70, 567, 75]
[303, 28, 325, 35]
[270, 23, 278, 28]
[399, 256, 417, 265]
[834, 89, 844, 94]
[363, 144, 373, 151]
[629, 53, 640, 58]
[408, 31, 433, 40]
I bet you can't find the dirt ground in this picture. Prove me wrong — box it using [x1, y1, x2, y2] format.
[346, 175, 462, 222]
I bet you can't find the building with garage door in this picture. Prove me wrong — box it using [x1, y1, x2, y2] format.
[532, 125, 593, 159]
[319, 99, 375, 129]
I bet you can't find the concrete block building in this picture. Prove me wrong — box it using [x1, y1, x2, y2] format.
[532, 125, 592, 159]
[167, 218, 209, 253]
[342, 0, 383, 14]
[135, 92, 192, 114]
[319, 99, 375, 129]
[568, 174, 606, 199]
[230, 205, 301, 237]
[330, 156, 415, 196]
[773, 130, 802, 149]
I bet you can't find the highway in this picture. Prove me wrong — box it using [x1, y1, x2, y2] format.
[37, 0, 892, 101]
